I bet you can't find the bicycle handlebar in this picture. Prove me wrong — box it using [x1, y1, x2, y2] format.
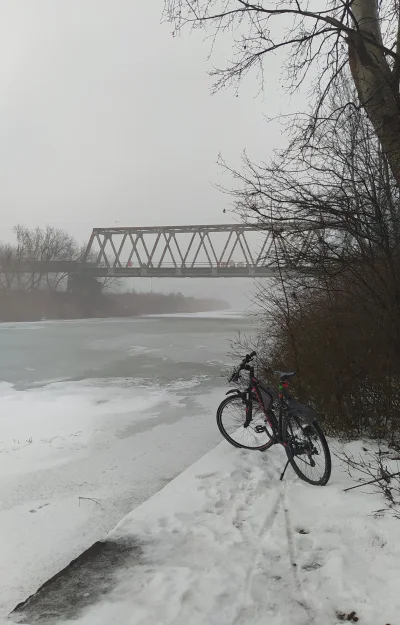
[229, 351, 257, 383]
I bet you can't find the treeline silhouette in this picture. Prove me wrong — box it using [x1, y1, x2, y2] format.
[0, 289, 229, 322]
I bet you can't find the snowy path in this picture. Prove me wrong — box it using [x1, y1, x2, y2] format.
[12, 441, 400, 625]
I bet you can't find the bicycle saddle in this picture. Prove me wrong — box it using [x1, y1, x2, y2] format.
[274, 371, 296, 380]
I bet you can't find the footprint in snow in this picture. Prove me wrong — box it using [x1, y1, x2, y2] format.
[336, 610, 359, 622]
[302, 561, 322, 571]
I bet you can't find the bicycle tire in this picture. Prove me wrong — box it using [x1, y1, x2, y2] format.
[216, 395, 274, 451]
[284, 413, 331, 485]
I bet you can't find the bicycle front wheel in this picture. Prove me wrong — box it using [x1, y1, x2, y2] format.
[216, 395, 274, 451]
[284, 412, 331, 485]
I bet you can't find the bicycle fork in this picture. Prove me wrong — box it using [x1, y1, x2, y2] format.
[243, 392, 252, 428]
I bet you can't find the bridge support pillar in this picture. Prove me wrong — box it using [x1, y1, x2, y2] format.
[67, 274, 102, 295]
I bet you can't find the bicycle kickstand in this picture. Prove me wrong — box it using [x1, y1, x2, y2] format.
[280, 459, 290, 482]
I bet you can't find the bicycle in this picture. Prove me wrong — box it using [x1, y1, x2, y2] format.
[216, 351, 331, 486]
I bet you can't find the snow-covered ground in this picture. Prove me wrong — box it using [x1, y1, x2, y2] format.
[11, 440, 400, 625]
[4, 315, 398, 625]
[0, 378, 225, 618]
[1, 315, 256, 618]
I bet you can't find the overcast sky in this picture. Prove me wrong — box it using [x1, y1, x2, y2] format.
[0, 1, 293, 307]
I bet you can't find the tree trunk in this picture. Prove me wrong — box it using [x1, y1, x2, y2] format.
[348, 0, 400, 188]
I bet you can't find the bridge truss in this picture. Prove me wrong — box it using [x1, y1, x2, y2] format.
[81, 224, 314, 278]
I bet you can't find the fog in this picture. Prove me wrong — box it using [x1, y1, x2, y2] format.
[0, 0, 297, 309]
[126, 277, 266, 311]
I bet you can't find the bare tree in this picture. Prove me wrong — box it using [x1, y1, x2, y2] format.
[0, 243, 23, 290]
[227, 74, 400, 441]
[220, 70, 399, 266]
[14, 225, 79, 291]
[1, 228, 120, 295]
[163, 1, 400, 187]
[97, 276, 121, 292]
[339, 445, 400, 518]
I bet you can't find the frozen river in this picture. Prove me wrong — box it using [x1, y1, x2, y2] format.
[0, 312, 254, 617]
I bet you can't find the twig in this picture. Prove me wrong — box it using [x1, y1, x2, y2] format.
[78, 496, 103, 509]
[344, 471, 400, 492]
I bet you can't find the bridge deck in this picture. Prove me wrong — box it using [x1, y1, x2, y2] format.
[79, 266, 281, 278]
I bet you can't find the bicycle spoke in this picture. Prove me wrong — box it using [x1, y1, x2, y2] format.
[217, 396, 273, 450]
[285, 414, 330, 485]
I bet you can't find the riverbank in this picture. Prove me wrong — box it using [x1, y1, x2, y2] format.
[0, 290, 229, 322]
[10, 440, 400, 625]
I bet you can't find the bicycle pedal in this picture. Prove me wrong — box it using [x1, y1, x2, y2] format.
[255, 425, 268, 433]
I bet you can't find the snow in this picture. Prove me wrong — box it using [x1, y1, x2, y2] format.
[0, 378, 222, 617]
[14, 440, 400, 625]
[3, 311, 399, 624]
[0, 380, 166, 473]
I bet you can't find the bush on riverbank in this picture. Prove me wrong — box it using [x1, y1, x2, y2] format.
[255, 273, 400, 447]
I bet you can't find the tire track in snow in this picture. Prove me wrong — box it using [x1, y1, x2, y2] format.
[231, 471, 317, 625]
[282, 484, 316, 623]
[231, 485, 284, 625]
[196, 453, 286, 625]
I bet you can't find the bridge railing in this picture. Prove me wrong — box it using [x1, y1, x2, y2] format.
[95, 260, 256, 268]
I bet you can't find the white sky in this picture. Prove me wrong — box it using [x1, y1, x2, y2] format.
[0, 0, 295, 306]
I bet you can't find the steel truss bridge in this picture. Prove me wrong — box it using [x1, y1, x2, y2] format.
[1, 224, 315, 280]
[79, 224, 311, 279]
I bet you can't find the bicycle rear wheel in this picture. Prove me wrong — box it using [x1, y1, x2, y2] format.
[216, 395, 274, 451]
[284, 412, 331, 485]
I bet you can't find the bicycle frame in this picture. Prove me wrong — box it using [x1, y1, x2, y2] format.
[228, 364, 289, 445]
[227, 355, 317, 445]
